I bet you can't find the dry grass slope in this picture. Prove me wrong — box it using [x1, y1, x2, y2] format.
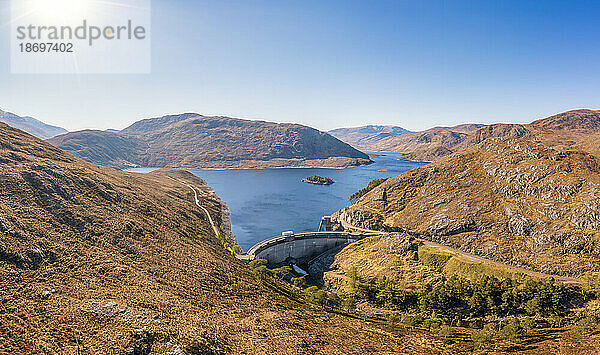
[0, 123, 443, 354]
[344, 135, 600, 277]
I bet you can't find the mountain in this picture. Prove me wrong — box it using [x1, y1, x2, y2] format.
[0, 109, 67, 139]
[0, 122, 438, 353]
[367, 124, 484, 161]
[48, 129, 148, 169]
[339, 134, 600, 277]
[49, 114, 372, 169]
[366, 110, 600, 162]
[328, 125, 412, 149]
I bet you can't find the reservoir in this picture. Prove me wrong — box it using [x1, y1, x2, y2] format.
[129, 152, 424, 251]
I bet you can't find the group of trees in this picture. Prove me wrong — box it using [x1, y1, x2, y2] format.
[248, 259, 583, 320]
[347, 273, 581, 318]
[349, 178, 387, 202]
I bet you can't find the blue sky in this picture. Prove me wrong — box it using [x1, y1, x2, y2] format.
[0, 0, 599, 131]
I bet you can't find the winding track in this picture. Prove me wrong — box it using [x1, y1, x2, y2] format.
[339, 211, 583, 284]
[169, 177, 220, 237]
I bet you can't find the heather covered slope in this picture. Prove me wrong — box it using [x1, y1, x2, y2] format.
[49, 113, 372, 169]
[0, 109, 67, 139]
[341, 136, 600, 277]
[0, 123, 439, 354]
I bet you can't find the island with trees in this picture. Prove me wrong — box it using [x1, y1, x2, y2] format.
[302, 175, 336, 185]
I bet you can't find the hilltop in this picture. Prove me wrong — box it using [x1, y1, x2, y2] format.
[328, 125, 412, 149]
[49, 114, 371, 169]
[367, 109, 600, 161]
[0, 109, 67, 139]
[0, 122, 441, 353]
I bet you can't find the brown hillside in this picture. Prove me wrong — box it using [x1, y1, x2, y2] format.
[342, 136, 600, 277]
[49, 114, 371, 169]
[368, 109, 600, 162]
[328, 125, 412, 149]
[0, 123, 439, 353]
[368, 124, 484, 161]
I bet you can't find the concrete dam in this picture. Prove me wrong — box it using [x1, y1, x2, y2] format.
[237, 231, 368, 265]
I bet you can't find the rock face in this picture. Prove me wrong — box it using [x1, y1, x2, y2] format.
[345, 134, 600, 276]
[367, 109, 600, 162]
[49, 114, 372, 169]
[0, 109, 67, 139]
[0, 122, 438, 353]
[328, 125, 412, 149]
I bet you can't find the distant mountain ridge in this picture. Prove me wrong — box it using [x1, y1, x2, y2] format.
[49, 113, 372, 169]
[367, 109, 600, 161]
[328, 125, 412, 149]
[368, 124, 485, 161]
[0, 109, 67, 139]
[339, 109, 600, 277]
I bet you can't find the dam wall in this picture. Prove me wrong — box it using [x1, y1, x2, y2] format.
[237, 231, 365, 265]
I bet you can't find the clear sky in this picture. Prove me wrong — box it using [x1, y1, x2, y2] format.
[0, 0, 599, 132]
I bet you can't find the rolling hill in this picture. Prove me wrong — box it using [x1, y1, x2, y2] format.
[367, 110, 600, 161]
[0, 109, 67, 139]
[367, 124, 484, 161]
[339, 133, 600, 277]
[49, 114, 372, 169]
[328, 125, 412, 149]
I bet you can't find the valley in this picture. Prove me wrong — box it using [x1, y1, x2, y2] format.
[0, 122, 442, 353]
[5, 1, 599, 353]
[4, 108, 600, 353]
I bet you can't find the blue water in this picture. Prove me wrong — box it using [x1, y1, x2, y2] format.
[128, 152, 424, 251]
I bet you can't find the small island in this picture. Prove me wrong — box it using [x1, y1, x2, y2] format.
[302, 175, 335, 185]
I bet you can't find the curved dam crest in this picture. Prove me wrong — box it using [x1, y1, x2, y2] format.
[237, 231, 369, 265]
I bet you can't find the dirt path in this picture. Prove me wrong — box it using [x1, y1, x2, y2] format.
[169, 177, 220, 237]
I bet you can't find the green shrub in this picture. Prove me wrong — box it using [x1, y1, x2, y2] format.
[499, 319, 524, 342]
[471, 323, 497, 349]
[291, 276, 306, 288]
[387, 313, 401, 324]
[423, 318, 442, 331]
[521, 317, 536, 331]
[438, 325, 456, 339]
[349, 178, 388, 202]
[402, 315, 424, 327]
[271, 266, 292, 279]
[248, 259, 267, 269]
[575, 315, 600, 335]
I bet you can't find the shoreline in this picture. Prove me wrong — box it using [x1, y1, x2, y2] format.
[123, 151, 429, 172]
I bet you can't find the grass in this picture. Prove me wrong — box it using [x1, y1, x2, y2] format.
[418, 245, 544, 282]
